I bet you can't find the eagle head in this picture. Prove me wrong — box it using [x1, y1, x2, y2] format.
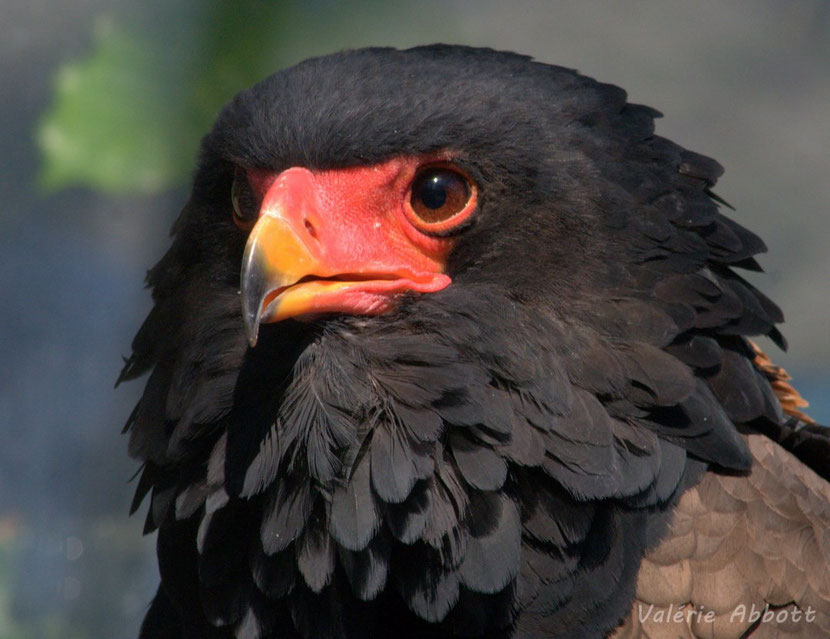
[123, 46, 796, 639]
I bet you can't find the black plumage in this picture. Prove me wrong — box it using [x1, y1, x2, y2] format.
[120, 45, 827, 639]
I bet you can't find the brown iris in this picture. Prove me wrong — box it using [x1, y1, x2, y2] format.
[409, 167, 472, 225]
[231, 166, 260, 230]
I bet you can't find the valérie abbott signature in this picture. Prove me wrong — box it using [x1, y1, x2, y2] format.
[637, 603, 817, 625]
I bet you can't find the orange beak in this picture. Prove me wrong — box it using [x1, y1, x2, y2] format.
[240, 162, 454, 346]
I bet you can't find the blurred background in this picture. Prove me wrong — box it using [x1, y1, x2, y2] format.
[1, 1, 828, 636]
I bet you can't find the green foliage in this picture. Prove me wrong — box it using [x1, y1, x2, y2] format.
[37, 2, 295, 194]
[38, 19, 186, 193]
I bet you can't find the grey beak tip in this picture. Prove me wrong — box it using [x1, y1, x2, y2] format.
[241, 285, 262, 348]
[243, 309, 261, 348]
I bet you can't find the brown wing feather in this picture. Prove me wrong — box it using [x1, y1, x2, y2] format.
[611, 434, 830, 638]
[750, 341, 815, 424]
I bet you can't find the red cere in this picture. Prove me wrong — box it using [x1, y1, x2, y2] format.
[240, 153, 478, 326]
[259, 154, 476, 280]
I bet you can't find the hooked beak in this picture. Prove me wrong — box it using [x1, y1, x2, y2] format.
[240, 211, 320, 346]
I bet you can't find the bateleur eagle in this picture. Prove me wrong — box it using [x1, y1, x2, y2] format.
[120, 46, 830, 639]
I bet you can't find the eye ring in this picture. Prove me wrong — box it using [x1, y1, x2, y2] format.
[405, 164, 477, 234]
[231, 166, 260, 230]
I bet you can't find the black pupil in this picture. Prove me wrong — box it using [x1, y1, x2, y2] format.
[418, 173, 449, 209]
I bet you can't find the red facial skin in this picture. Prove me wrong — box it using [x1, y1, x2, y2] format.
[239, 154, 477, 344]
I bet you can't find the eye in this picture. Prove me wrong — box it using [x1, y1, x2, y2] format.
[231, 166, 260, 229]
[408, 166, 475, 230]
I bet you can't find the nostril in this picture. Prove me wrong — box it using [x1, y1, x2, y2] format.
[304, 218, 317, 239]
